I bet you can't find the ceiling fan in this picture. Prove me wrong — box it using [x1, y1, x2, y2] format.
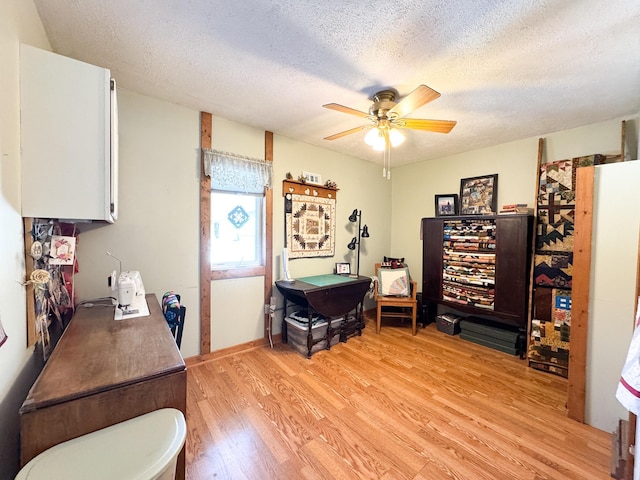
[322, 85, 456, 178]
[323, 84, 456, 141]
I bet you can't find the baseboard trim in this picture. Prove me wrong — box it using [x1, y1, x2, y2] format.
[185, 334, 282, 367]
[185, 309, 378, 367]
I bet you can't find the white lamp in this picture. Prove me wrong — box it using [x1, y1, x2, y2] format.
[364, 127, 383, 148]
[365, 126, 405, 180]
[388, 128, 405, 147]
[364, 127, 404, 151]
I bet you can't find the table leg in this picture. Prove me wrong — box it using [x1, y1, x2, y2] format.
[282, 299, 289, 344]
[306, 310, 313, 358]
[339, 314, 347, 343]
[326, 317, 333, 350]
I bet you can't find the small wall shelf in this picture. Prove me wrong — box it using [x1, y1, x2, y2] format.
[282, 180, 338, 200]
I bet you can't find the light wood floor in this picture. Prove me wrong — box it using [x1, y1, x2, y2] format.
[185, 320, 612, 479]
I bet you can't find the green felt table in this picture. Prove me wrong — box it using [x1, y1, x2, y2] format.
[296, 274, 358, 287]
[275, 274, 371, 357]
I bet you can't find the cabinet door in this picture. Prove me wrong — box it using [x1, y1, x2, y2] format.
[494, 215, 533, 322]
[20, 44, 115, 222]
[422, 218, 443, 301]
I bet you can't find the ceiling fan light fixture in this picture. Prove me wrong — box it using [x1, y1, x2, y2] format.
[364, 127, 383, 147]
[388, 128, 405, 147]
[364, 126, 404, 151]
[372, 139, 386, 151]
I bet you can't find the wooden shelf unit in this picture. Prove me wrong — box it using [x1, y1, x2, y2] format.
[422, 214, 534, 330]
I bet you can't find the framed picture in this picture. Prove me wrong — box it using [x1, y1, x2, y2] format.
[303, 171, 322, 185]
[459, 174, 498, 215]
[435, 194, 458, 217]
[335, 262, 351, 274]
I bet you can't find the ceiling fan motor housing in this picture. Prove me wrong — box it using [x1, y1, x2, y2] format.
[370, 90, 398, 120]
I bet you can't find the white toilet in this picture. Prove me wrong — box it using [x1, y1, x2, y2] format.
[16, 408, 186, 480]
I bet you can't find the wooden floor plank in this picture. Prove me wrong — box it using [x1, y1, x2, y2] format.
[185, 322, 612, 479]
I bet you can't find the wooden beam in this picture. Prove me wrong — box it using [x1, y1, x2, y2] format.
[264, 131, 273, 340]
[199, 112, 212, 355]
[526, 138, 544, 363]
[567, 165, 594, 422]
[265, 131, 273, 162]
[621, 120, 627, 162]
[23, 218, 37, 347]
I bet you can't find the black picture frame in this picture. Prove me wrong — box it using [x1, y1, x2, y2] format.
[335, 262, 351, 275]
[459, 174, 498, 215]
[434, 194, 458, 217]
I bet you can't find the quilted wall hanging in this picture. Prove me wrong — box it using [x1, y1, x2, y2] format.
[528, 154, 601, 377]
[283, 180, 337, 258]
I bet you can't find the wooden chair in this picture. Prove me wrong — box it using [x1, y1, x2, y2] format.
[373, 263, 418, 335]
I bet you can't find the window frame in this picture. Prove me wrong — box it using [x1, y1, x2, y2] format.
[209, 188, 267, 280]
[210, 190, 265, 272]
[200, 113, 274, 354]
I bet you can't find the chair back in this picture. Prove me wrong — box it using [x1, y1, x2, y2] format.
[172, 305, 186, 349]
[162, 292, 186, 349]
[373, 263, 418, 335]
[374, 263, 416, 300]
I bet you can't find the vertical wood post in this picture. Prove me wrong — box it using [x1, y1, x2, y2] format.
[621, 120, 627, 162]
[199, 112, 212, 355]
[23, 218, 37, 346]
[526, 138, 544, 361]
[264, 131, 274, 340]
[567, 165, 594, 422]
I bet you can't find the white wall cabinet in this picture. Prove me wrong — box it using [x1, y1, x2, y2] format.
[20, 44, 118, 222]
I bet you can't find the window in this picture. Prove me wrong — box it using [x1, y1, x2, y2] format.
[202, 148, 272, 273]
[211, 190, 264, 268]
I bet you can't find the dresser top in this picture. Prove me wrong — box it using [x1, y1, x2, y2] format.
[21, 294, 185, 412]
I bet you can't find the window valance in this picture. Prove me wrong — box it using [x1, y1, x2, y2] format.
[202, 148, 273, 194]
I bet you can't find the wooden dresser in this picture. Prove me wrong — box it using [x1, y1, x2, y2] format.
[19, 294, 187, 479]
[422, 214, 534, 330]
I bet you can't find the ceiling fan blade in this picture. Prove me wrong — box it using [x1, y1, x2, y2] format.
[388, 85, 441, 119]
[399, 118, 457, 133]
[324, 125, 370, 140]
[323, 103, 370, 118]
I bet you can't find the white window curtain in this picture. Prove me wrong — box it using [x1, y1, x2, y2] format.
[203, 148, 273, 194]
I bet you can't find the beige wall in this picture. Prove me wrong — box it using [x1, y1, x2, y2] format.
[207, 118, 392, 351]
[0, 0, 49, 405]
[587, 160, 640, 432]
[74, 89, 201, 355]
[0, 1, 51, 477]
[391, 117, 637, 284]
[73, 96, 392, 356]
[272, 135, 393, 280]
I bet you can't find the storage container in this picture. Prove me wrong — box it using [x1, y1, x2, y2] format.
[15, 408, 186, 480]
[460, 318, 521, 355]
[436, 313, 463, 335]
[285, 312, 343, 357]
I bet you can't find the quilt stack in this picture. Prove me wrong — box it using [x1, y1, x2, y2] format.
[441, 219, 497, 311]
[528, 154, 602, 377]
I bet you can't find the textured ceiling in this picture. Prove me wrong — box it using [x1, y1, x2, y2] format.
[33, 0, 640, 167]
